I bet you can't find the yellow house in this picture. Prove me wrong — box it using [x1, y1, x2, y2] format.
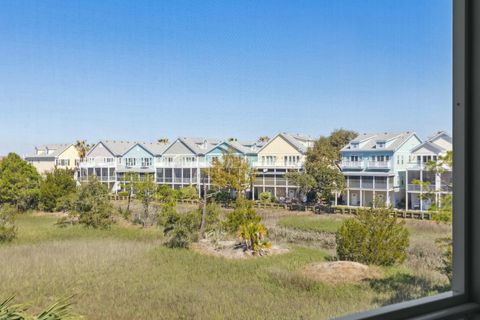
[25, 144, 80, 175]
[253, 133, 314, 200]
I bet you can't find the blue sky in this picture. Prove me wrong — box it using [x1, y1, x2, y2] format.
[0, 0, 452, 155]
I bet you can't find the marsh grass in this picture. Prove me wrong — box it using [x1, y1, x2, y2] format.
[0, 212, 451, 319]
[278, 215, 345, 233]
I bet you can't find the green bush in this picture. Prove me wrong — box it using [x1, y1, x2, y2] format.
[259, 192, 271, 204]
[0, 204, 17, 242]
[436, 237, 452, 282]
[208, 189, 231, 206]
[156, 185, 177, 202]
[70, 177, 113, 229]
[162, 210, 201, 248]
[39, 168, 77, 212]
[117, 191, 129, 197]
[224, 197, 261, 234]
[204, 202, 221, 233]
[336, 206, 409, 266]
[177, 186, 199, 200]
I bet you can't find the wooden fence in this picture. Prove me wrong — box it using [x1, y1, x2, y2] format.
[109, 195, 431, 220]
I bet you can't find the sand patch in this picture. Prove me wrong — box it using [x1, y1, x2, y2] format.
[191, 239, 289, 259]
[301, 261, 382, 284]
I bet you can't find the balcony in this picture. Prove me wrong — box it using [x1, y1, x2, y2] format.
[407, 183, 437, 192]
[366, 161, 391, 170]
[340, 161, 364, 170]
[155, 160, 209, 168]
[252, 161, 303, 168]
[79, 159, 116, 168]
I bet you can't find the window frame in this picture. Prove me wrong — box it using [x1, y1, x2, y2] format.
[336, 0, 480, 319]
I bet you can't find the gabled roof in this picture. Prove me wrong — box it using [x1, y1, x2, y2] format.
[427, 131, 452, 143]
[122, 143, 155, 157]
[341, 132, 418, 152]
[410, 141, 446, 154]
[26, 143, 72, 159]
[162, 137, 221, 156]
[207, 140, 258, 155]
[87, 140, 136, 157]
[141, 142, 169, 156]
[257, 132, 313, 154]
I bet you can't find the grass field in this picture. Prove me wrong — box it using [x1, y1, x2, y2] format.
[0, 210, 451, 320]
[278, 215, 344, 233]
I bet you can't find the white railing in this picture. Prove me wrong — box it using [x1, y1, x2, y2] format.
[406, 162, 427, 170]
[79, 159, 116, 167]
[407, 184, 437, 192]
[252, 161, 303, 168]
[155, 161, 210, 168]
[340, 161, 364, 169]
[366, 161, 391, 169]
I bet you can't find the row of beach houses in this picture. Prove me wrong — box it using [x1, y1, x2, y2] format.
[25, 131, 452, 211]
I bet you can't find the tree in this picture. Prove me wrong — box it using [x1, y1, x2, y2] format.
[328, 129, 358, 159]
[258, 136, 270, 143]
[336, 206, 409, 266]
[134, 174, 157, 227]
[0, 153, 41, 210]
[209, 152, 255, 195]
[74, 140, 90, 162]
[158, 138, 169, 144]
[119, 172, 139, 214]
[287, 137, 345, 203]
[70, 177, 113, 228]
[39, 168, 77, 212]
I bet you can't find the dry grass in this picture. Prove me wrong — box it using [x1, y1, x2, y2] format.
[0, 211, 452, 319]
[302, 261, 382, 284]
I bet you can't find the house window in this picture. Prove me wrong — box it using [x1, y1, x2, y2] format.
[126, 158, 136, 167]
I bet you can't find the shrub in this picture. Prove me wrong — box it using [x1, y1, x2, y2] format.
[117, 191, 129, 197]
[436, 237, 452, 282]
[39, 168, 77, 212]
[204, 202, 221, 233]
[0, 204, 17, 242]
[238, 221, 271, 254]
[224, 197, 261, 233]
[336, 206, 409, 266]
[163, 210, 201, 248]
[157, 185, 177, 202]
[259, 192, 271, 204]
[70, 177, 113, 229]
[134, 178, 157, 227]
[177, 186, 199, 200]
[208, 189, 231, 206]
[430, 194, 453, 224]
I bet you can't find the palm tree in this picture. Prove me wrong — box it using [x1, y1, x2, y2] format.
[74, 140, 90, 162]
[258, 136, 270, 143]
[158, 138, 169, 144]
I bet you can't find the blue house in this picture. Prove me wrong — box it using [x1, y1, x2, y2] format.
[339, 132, 422, 208]
[205, 140, 261, 166]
